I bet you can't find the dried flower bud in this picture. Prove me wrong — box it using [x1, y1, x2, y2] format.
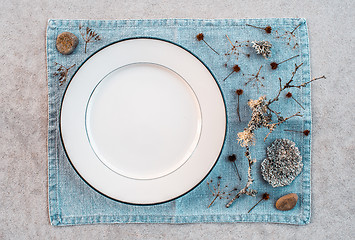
[303, 130, 310, 136]
[270, 62, 278, 70]
[233, 65, 241, 73]
[196, 33, 204, 41]
[228, 154, 236, 162]
[286, 92, 293, 98]
[236, 89, 244, 96]
[265, 26, 272, 34]
[262, 193, 270, 200]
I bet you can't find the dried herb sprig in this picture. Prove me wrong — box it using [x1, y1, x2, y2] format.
[53, 62, 76, 86]
[228, 154, 241, 181]
[247, 193, 270, 213]
[246, 24, 272, 34]
[207, 176, 232, 208]
[275, 23, 302, 49]
[244, 65, 265, 92]
[224, 35, 251, 62]
[270, 55, 300, 70]
[79, 24, 102, 53]
[236, 89, 243, 122]
[196, 33, 219, 55]
[286, 92, 305, 110]
[284, 129, 310, 136]
[223, 65, 241, 81]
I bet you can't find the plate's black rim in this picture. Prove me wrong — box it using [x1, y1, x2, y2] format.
[59, 37, 228, 206]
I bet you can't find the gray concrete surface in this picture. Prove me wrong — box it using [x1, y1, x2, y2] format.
[0, 0, 354, 239]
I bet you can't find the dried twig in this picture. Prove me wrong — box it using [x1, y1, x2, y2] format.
[226, 146, 257, 208]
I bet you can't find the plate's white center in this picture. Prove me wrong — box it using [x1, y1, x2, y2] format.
[86, 63, 202, 180]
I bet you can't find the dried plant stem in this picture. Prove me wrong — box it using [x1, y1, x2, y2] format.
[232, 161, 242, 181]
[291, 23, 302, 34]
[237, 95, 241, 122]
[226, 34, 234, 46]
[278, 55, 299, 65]
[248, 198, 263, 213]
[208, 195, 219, 208]
[291, 95, 305, 110]
[246, 24, 264, 31]
[223, 71, 234, 81]
[202, 39, 219, 55]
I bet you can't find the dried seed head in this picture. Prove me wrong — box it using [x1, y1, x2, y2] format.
[236, 89, 244, 96]
[233, 65, 241, 73]
[286, 92, 293, 98]
[303, 130, 310, 136]
[196, 33, 204, 41]
[228, 154, 236, 162]
[217, 176, 222, 180]
[270, 62, 278, 70]
[265, 26, 272, 34]
[262, 193, 270, 200]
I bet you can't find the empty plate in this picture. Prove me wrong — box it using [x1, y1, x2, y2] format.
[60, 38, 226, 204]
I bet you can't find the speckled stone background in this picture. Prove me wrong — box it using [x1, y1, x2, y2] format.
[0, 0, 354, 239]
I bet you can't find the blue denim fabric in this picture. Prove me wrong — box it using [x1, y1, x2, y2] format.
[47, 18, 311, 226]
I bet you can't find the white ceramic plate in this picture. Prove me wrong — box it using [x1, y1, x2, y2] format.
[60, 38, 226, 205]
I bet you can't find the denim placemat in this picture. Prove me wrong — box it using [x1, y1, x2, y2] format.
[47, 18, 311, 226]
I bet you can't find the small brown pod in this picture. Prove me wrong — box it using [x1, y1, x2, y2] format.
[275, 193, 298, 211]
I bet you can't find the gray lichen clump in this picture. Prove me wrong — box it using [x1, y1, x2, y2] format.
[252, 41, 272, 59]
[261, 139, 303, 187]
